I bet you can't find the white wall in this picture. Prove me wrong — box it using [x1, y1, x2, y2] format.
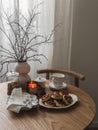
[71, 0, 98, 127]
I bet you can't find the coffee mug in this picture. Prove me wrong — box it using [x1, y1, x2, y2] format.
[51, 73, 65, 87]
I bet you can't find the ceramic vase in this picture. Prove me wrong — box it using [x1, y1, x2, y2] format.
[15, 61, 31, 89]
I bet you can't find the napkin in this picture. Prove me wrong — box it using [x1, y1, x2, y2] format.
[7, 88, 38, 113]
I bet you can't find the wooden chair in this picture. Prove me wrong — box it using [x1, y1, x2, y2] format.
[37, 68, 85, 87]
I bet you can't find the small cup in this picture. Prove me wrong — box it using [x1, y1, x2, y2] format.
[51, 73, 65, 88]
[34, 77, 46, 88]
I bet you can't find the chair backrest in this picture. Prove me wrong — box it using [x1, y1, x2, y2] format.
[37, 69, 85, 87]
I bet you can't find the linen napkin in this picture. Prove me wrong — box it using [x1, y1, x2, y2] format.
[7, 88, 38, 113]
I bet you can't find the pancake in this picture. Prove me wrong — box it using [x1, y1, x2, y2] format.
[44, 99, 56, 107]
[63, 95, 73, 104]
[41, 94, 51, 102]
[54, 100, 65, 107]
[51, 91, 62, 100]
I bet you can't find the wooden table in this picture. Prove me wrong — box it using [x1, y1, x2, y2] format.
[0, 82, 96, 130]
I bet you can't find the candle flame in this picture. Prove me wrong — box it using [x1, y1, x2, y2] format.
[28, 81, 37, 88]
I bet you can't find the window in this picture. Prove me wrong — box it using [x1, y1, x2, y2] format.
[0, 0, 55, 81]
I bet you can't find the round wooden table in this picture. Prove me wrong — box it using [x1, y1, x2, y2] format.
[0, 82, 96, 130]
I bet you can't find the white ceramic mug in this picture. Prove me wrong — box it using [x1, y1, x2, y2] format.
[51, 73, 65, 87]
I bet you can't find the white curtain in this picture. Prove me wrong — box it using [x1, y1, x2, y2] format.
[19, 0, 55, 78]
[0, 0, 17, 82]
[0, 0, 73, 81]
[0, 0, 55, 81]
[52, 0, 73, 70]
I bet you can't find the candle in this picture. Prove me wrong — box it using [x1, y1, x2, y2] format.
[28, 81, 38, 94]
[28, 81, 37, 89]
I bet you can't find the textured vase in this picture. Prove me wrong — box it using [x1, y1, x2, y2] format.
[15, 62, 31, 88]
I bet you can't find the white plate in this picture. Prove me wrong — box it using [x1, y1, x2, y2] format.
[39, 94, 78, 109]
[49, 82, 67, 90]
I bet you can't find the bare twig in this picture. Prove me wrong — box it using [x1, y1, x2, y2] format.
[0, 5, 59, 79]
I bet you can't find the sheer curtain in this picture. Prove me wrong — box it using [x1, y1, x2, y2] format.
[52, 0, 73, 70]
[0, 0, 17, 82]
[0, 0, 73, 81]
[0, 0, 55, 81]
[19, 0, 55, 78]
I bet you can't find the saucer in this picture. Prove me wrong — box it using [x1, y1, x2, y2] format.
[49, 82, 67, 90]
[34, 77, 46, 82]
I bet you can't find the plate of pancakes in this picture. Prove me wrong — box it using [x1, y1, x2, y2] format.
[39, 90, 78, 109]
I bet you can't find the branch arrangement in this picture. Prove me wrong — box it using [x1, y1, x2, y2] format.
[0, 7, 59, 79]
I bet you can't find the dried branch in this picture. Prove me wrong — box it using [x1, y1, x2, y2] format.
[0, 5, 59, 79]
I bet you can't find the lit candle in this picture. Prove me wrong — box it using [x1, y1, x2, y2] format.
[28, 81, 37, 89]
[28, 81, 38, 94]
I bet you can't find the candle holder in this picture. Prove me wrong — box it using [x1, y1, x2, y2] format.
[29, 87, 38, 94]
[28, 81, 38, 94]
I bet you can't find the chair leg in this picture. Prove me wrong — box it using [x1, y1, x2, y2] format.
[46, 73, 49, 79]
[75, 78, 79, 87]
